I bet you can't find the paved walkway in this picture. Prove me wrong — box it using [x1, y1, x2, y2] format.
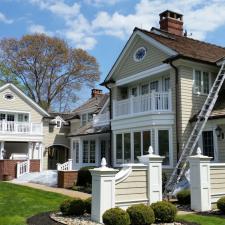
[10, 181, 91, 199]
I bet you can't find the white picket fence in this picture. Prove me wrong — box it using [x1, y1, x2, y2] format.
[57, 159, 73, 171]
[17, 160, 30, 178]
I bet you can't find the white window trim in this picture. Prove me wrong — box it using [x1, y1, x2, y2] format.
[193, 69, 213, 95]
[82, 139, 96, 164]
[154, 127, 173, 168]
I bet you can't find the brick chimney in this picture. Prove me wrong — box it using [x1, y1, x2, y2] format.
[91, 89, 103, 98]
[159, 10, 183, 36]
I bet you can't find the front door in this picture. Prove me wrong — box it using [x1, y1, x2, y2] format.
[48, 145, 69, 169]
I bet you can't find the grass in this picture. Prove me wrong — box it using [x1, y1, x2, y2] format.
[177, 213, 225, 225]
[0, 182, 71, 225]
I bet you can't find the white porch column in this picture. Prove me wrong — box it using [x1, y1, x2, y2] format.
[90, 158, 118, 223]
[188, 148, 212, 211]
[138, 146, 164, 204]
[39, 142, 43, 171]
[0, 141, 4, 159]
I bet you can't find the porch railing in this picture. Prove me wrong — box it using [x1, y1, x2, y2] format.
[0, 121, 42, 135]
[57, 159, 73, 171]
[93, 112, 110, 127]
[113, 91, 172, 118]
[17, 160, 30, 178]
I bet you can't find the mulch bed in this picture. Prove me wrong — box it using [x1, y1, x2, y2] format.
[27, 212, 64, 225]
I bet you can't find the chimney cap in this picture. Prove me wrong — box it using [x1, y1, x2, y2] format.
[159, 10, 183, 21]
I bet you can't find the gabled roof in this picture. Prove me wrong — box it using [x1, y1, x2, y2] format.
[0, 83, 50, 117]
[103, 27, 225, 84]
[139, 27, 225, 64]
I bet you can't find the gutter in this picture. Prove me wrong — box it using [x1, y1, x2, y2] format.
[168, 59, 180, 162]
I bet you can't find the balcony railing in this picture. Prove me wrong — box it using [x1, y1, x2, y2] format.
[93, 112, 110, 127]
[0, 121, 42, 135]
[113, 91, 172, 118]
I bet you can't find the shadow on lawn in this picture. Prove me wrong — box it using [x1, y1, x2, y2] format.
[27, 212, 63, 225]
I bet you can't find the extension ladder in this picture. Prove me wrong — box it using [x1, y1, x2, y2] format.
[164, 62, 225, 197]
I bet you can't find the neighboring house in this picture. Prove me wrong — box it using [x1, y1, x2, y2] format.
[101, 10, 225, 174]
[0, 83, 70, 178]
[67, 89, 110, 170]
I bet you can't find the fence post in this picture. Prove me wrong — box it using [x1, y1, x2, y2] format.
[68, 159, 73, 170]
[188, 148, 212, 211]
[90, 158, 118, 223]
[138, 146, 164, 204]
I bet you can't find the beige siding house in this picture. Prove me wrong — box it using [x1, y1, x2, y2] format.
[101, 10, 225, 175]
[0, 83, 70, 174]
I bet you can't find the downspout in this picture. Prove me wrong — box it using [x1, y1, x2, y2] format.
[104, 83, 113, 167]
[169, 60, 180, 162]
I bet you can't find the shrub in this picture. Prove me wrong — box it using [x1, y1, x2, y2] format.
[69, 198, 85, 216]
[60, 199, 72, 215]
[103, 207, 130, 225]
[76, 166, 95, 187]
[151, 201, 177, 223]
[127, 204, 155, 225]
[84, 197, 92, 214]
[177, 189, 191, 205]
[217, 197, 225, 214]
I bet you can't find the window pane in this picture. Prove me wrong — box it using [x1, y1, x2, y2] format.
[150, 81, 159, 92]
[203, 72, 209, 94]
[124, 133, 131, 163]
[158, 130, 170, 165]
[0, 114, 5, 120]
[131, 87, 138, 96]
[90, 140, 96, 163]
[83, 140, 89, 163]
[202, 131, 214, 158]
[164, 78, 170, 91]
[134, 132, 141, 162]
[195, 70, 201, 93]
[88, 113, 92, 122]
[82, 114, 87, 126]
[141, 84, 149, 95]
[143, 131, 151, 155]
[116, 134, 123, 164]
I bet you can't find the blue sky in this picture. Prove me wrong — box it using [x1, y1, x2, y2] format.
[1, 0, 225, 104]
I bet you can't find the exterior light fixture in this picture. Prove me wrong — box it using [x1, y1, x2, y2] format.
[215, 126, 222, 138]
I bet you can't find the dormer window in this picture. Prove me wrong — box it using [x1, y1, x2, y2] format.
[81, 113, 93, 126]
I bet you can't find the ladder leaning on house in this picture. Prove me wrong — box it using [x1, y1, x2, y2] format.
[164, 61, 225, 198]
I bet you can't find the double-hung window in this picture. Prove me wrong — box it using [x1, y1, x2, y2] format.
[194, 70, 211, 94]
[82, 140, 96, 164]
[73, 141, 79, 163]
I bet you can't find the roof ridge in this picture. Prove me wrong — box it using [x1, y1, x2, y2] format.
[138, 27, 225, 52]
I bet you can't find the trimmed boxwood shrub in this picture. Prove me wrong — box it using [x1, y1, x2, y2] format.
[217, 197, 225, 214]
[69, 198, 85, 216]
[76, 166, 95, 187]
[60, 199, 72, 215]
[177, 189, 191, 205]
[84, 197, 92, 214]
[103, 207, 130, 225]
[127, 204, 155, 225]
[151, 201, 177, 223]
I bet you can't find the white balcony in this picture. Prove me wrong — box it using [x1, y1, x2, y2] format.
[113, 91, 172, 118]
[93, 112, 110, 127]
[0, 121, 43, 135]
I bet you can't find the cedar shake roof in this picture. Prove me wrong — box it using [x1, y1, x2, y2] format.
[136, 27, 225, 64]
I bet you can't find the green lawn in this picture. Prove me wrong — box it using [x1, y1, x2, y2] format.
[177, 213, 225, 225]
[0, 182, 71, 225]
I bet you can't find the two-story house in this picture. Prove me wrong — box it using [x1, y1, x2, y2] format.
[67, 89, 110, 170]
[102, 10, 225, 174]
[0, 83, 70, 179]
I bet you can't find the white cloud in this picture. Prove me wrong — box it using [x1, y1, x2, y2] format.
[26, 0, 225, 50]
[84, 0, 121, 7]
[28, 24, 53, 36]
[0, 12, 13, 24]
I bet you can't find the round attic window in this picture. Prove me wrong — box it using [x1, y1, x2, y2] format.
[4, 92, 14, 101]
[133, 47, 147, 62]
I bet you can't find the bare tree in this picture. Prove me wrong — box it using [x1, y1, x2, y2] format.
[0, 34, 100, 111]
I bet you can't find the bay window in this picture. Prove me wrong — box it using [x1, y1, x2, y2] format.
[124, 133, 131, 163]
[73, 140, 79, 163]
